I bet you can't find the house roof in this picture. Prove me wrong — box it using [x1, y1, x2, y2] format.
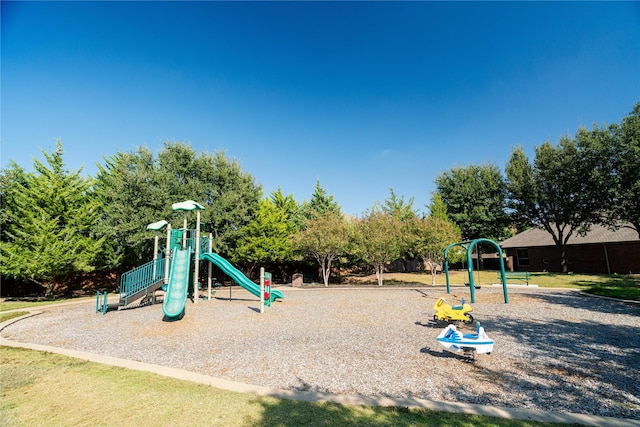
[500, 223, 639, 248]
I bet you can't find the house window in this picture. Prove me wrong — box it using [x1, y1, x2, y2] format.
[516, 249, 530, 267]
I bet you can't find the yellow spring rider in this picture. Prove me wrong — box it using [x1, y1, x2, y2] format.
[433, 297, 473, 324]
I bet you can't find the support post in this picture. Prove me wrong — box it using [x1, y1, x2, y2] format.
[260, 267, 265, 314]
[444, 238, 508, 304]
[165, 224, 172, 284]
[182, 211, 187, 249]
[207, 233, 213, 300]
[194, 210, 201, 304]
[102, 291, 108, 315]
[465, 244, 477, 303]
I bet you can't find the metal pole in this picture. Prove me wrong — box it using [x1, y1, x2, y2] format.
[498, 246, 509, 304]
[260, 267, 265, 314]
[194, 210, 201, 304]
[164, 224, 172, 284]
[102, 291, 108, 315]
[152, 231, 159, 278]
[182, 212, 187, 249]
[466, 244, 476, 303]
[208, 233, 213, 300]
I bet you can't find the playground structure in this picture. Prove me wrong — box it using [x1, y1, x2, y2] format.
[96, 200, 283, 318]
[443, 238, 509, 304]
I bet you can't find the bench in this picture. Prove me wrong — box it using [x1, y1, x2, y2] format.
[498, 271, 531, 285]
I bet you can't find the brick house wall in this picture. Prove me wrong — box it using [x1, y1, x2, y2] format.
[504, 241, 640, 274]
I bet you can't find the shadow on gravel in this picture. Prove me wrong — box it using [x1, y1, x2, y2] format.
[463, 314, 640, 419]
[419, 346, 470, 361]
[521, 290, 640, 316]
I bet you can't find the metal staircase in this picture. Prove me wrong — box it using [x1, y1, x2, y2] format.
[118, 257, 166, 306]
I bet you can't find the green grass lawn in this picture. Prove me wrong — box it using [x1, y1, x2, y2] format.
[0, 346, 578, 427]
[345, 271, 640, 301]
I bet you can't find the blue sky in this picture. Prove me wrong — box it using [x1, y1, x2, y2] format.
[2, 1, 639, 216]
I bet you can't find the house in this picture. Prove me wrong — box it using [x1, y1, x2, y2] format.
[499, 224, 640, 274]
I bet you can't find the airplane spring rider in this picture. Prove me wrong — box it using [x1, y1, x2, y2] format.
[433, 297, 473, 324]
[436, 322, 494, 359]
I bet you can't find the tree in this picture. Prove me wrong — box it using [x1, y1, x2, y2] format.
[506, 139, 605, 272]
[434, 163, 510, 242]
[292, 210, 351, 287]
[94, 147, 161, 268]
[95, 142, 261, 268]
[426, 193, 449, 221]
[235, 197, 293, 276]
[301, 180, 341, 219]
[379, 188, 420, 271]
[0, 162, 28, 243]
[270, 186, 303, 233]
[414, 216, 461, 285]
[435, 163, 510, 270]
[0, 141, 103, 296]
[587, 103, 640, 237]
[353, 209, 404, 286]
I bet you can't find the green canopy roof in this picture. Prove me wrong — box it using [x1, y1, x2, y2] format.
[146, 220, 168, 231]
[171, 200, 205, 211]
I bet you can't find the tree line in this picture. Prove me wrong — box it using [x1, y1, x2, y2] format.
[1, 103, 638, 295]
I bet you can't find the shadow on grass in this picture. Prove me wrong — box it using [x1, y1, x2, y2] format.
[254, 396, 574, 427]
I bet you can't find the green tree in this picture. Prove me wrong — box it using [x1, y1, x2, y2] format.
[590, 103, 640, 237]
[94, 147, 160, 268]
[292, 210, 351, 287]
[434, 163, 510, 242]
[301, 180, 341, 219]
[0, 162, 28, 243]
[0, 141, 103, 296]
[235, 197, 293, 276]
[270, 186, 303, 233]
[95, 141, 261, 268]
[379, 188, 420, 271]
[353, 209, 404, 286]
[426, 193, 449, 221]
[414, 216, 461, 285]
[506, 139, 605, 272]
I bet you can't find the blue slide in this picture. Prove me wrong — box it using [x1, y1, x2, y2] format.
[162, 248, 192, 319]
[201, 252, 284, 302]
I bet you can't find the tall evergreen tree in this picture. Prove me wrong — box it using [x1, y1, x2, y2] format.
[380, 188, 419, 271]
[235, 197, 293, 276]
[0, 162, 28, 243]
[426, 193, 450, 222]
[301, 180, 341, 219]
[0, 141, 103, 296]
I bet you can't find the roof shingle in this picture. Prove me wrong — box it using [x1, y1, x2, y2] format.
[500, 224, 639, 248]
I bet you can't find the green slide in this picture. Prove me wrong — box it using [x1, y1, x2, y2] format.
[201, 252, 284, 302]
[162, 248, 192, 318]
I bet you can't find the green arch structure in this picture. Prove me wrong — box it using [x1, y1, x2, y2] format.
[443, 238, 508, 304]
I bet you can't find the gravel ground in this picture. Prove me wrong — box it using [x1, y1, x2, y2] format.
[2, 286, 640, 419]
